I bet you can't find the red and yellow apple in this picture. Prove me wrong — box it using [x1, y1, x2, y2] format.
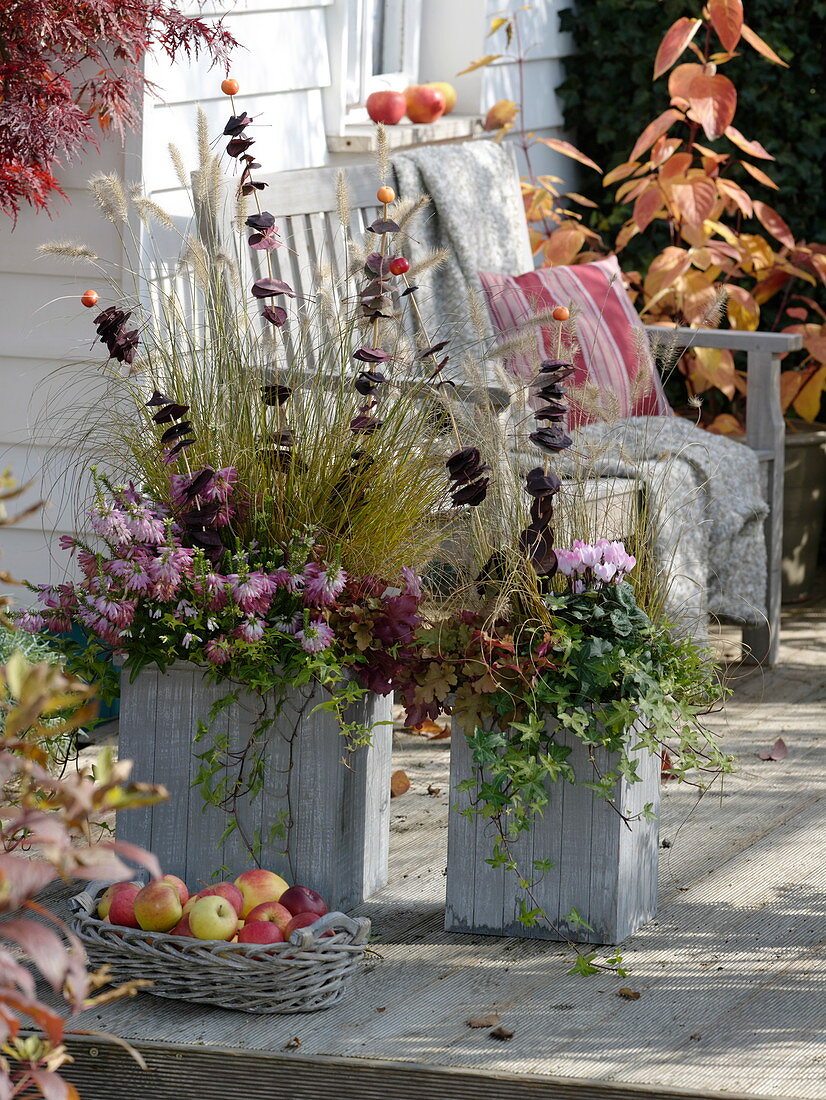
[133, 882, 182, 933]
[279, 885, 328, 918]
[97, 881, 136, 920]
[160, 874, 189, 906]
[188, 896, 238, 941]
[184, 882, 244, 917]
[233, 869, 289, 917]
[245, 901, 293, 935]
[366, 90, 407, 125]
[238, 920, 285, 945]
[404, 85, 446, 124]
[285, 912, 320, 938]
[170, 914, 194, 937]
[425, 82, 456, 114]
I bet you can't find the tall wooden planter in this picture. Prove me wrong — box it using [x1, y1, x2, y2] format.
[445, 722, 659, 944]
[116, 663, 393, 911]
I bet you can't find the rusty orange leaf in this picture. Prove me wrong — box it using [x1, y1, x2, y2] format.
[691, 346, 737, 396]
[779, 367, 813, 412]
[791, 365, 826, 421]
[483, 99, 519, 132]
[707, 412, 745, 435]
[615, 220, 639, 252]
[629, 108, 683, 163]
[716, 177, 753, 217]
[659, 152, 694, 181]
[741, 161, 779, 190]
[709, 0, 743, 53]
[752, 201, 794, 250]
[390, 770, 411, 798]
[671, 176, 717, 226]
[753, 269, 790, 304]
[603, 160, 643, 187]
[565, 191, 599, 208]
[654, 17, 703, 80]
[456, 54, 501, 76]
[668, 61, 705, 102]
[633, 185, 663, 231]
[536, 137, 601, 173]
[740, 23, 789, 67]
[543, 224, 586, 265]
[724, 124, 774, 161]
[687, 72, 737, 140]
[643, 246, 692, 299]
[651, 137, 683, 167]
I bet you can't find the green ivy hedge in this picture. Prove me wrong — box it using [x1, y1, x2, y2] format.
[557, 0, 826, 254]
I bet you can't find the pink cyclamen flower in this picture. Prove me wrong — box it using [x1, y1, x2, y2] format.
[205, 637, 232, 665]
[296, 619, 335, 653]
[303, 563, 347, 607]
[594, 561, 618, 584]
[554, 549, 578, 577]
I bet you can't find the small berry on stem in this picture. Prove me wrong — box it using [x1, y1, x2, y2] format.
[221, 78, 239, 96]
[552, 305, 570, 322]
[376, 186, 395, 205]
[81, 290, 99, 308]
[389, 257, 410, 276]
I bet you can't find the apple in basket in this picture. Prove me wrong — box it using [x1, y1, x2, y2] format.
[245, 901, 293, 936]
[284, 912, 324, 938]
[133, 881, 183, 933]
[188, 895, 239, 941]
[170, 914, 194, 937]
[160, 874, 189, 906]
[233, 869, 289, 917]
[279, 886, 328, 918]
[186, 881, 245, 917]
[97, 881, 138, 921]
[238, 920, 285, 945]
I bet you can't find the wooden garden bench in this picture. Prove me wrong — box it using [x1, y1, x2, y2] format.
[208, 153, 801, 666]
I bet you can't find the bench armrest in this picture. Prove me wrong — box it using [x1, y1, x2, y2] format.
[646, 325, 803, 354]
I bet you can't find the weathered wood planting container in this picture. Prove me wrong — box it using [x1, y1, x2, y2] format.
[116, 663, 393, 911]
[445, 722, 659, 944]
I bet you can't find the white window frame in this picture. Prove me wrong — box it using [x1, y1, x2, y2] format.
[345, 0, 422, 116]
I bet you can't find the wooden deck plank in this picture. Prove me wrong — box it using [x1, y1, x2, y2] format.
[57, 599, 826, 1100]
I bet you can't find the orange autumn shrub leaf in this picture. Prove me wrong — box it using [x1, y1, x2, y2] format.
[653, 17, 703, 79]
[633, 185, 663, 232]
[671, 176, 717, 227]
[668, 62, 705, 103]
[725, 124, 774, 161]
[689, 346, 737, 396]
[752, 202, 795, 250]
[741, 161, 779, 190]
[707, 413, 744, 435]
[708, 0, 743, 53]
[536, 137, 602, 173]
[686, 71, 737, 140]
[629, 108, 683, 162]
[792, 364, 826, 421]
[390, 769, 411, 798]
[484, 99, 519, 132]
[726, 285, 760, 330]
[644, 246, 692, 299]
[740, 22, 789, 67]
[716, 177, 753, 217]
[603, 160, 643, 187]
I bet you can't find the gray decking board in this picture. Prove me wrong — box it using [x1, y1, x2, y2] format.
[55, 600, 825, 1100]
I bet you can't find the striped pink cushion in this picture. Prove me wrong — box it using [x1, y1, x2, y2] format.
[479, 256, 672, 427]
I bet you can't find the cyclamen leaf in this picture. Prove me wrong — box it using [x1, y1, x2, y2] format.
[252, 278, 296, 299]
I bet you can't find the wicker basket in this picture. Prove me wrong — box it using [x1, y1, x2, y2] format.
[69, 883, 371, 1014]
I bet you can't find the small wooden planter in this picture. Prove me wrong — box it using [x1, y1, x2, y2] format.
[116, 663, 393, 911]
[445, 721, 660, 945]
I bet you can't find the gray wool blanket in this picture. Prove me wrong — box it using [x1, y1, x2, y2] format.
[556, 417, 769, 633]
[392, 140, 531, 375]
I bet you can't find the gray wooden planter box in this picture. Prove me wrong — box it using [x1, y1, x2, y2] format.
[116, 663, 393, 911]
[445, 721, 659, 944]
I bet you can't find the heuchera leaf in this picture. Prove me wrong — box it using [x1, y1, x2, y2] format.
[709, 0, 743, 53]
[653, 17, 702, 80]
[262, 305, 288, 326]
[353, 346, 389, 363]
[367, 219, 401, 235]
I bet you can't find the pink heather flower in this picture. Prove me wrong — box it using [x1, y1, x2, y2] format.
[228, 571, 274, 613]
[126, 505, 166, 545]
[46, 615, 71, 633]
[58, 534, 76, 551]
[169, 473, 189, 506]
[37, 585, 60, 609]
[205, 637, 232, 665]
[296, 619, 335, 654]
[303, 563, 347, 607]
[90, 502, 132, 546]
[236, 616, 266, 643]
[77, 550, 98, 578]
[18, 610, 45, 633]
[149, 547, 194, 588]
[270, 568, 305, 593]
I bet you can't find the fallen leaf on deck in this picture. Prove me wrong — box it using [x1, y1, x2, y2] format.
[428, 724, 451, 740]
[390, 769, 411, 798]
[617, 988, 641, 1000]
[427, 784, 442, 796]
[376, 1006, 386, 1013]
[660, 749, 676, 782]
[409, 719, 442, 736]
[467, 1013, 500, 1028]
[758, 737, 787, 761]
[489, 1025, 515, 1040]
[283, 1036, 302, 1050]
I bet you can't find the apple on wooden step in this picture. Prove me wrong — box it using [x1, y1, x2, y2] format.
[366, 90, 407, 125]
